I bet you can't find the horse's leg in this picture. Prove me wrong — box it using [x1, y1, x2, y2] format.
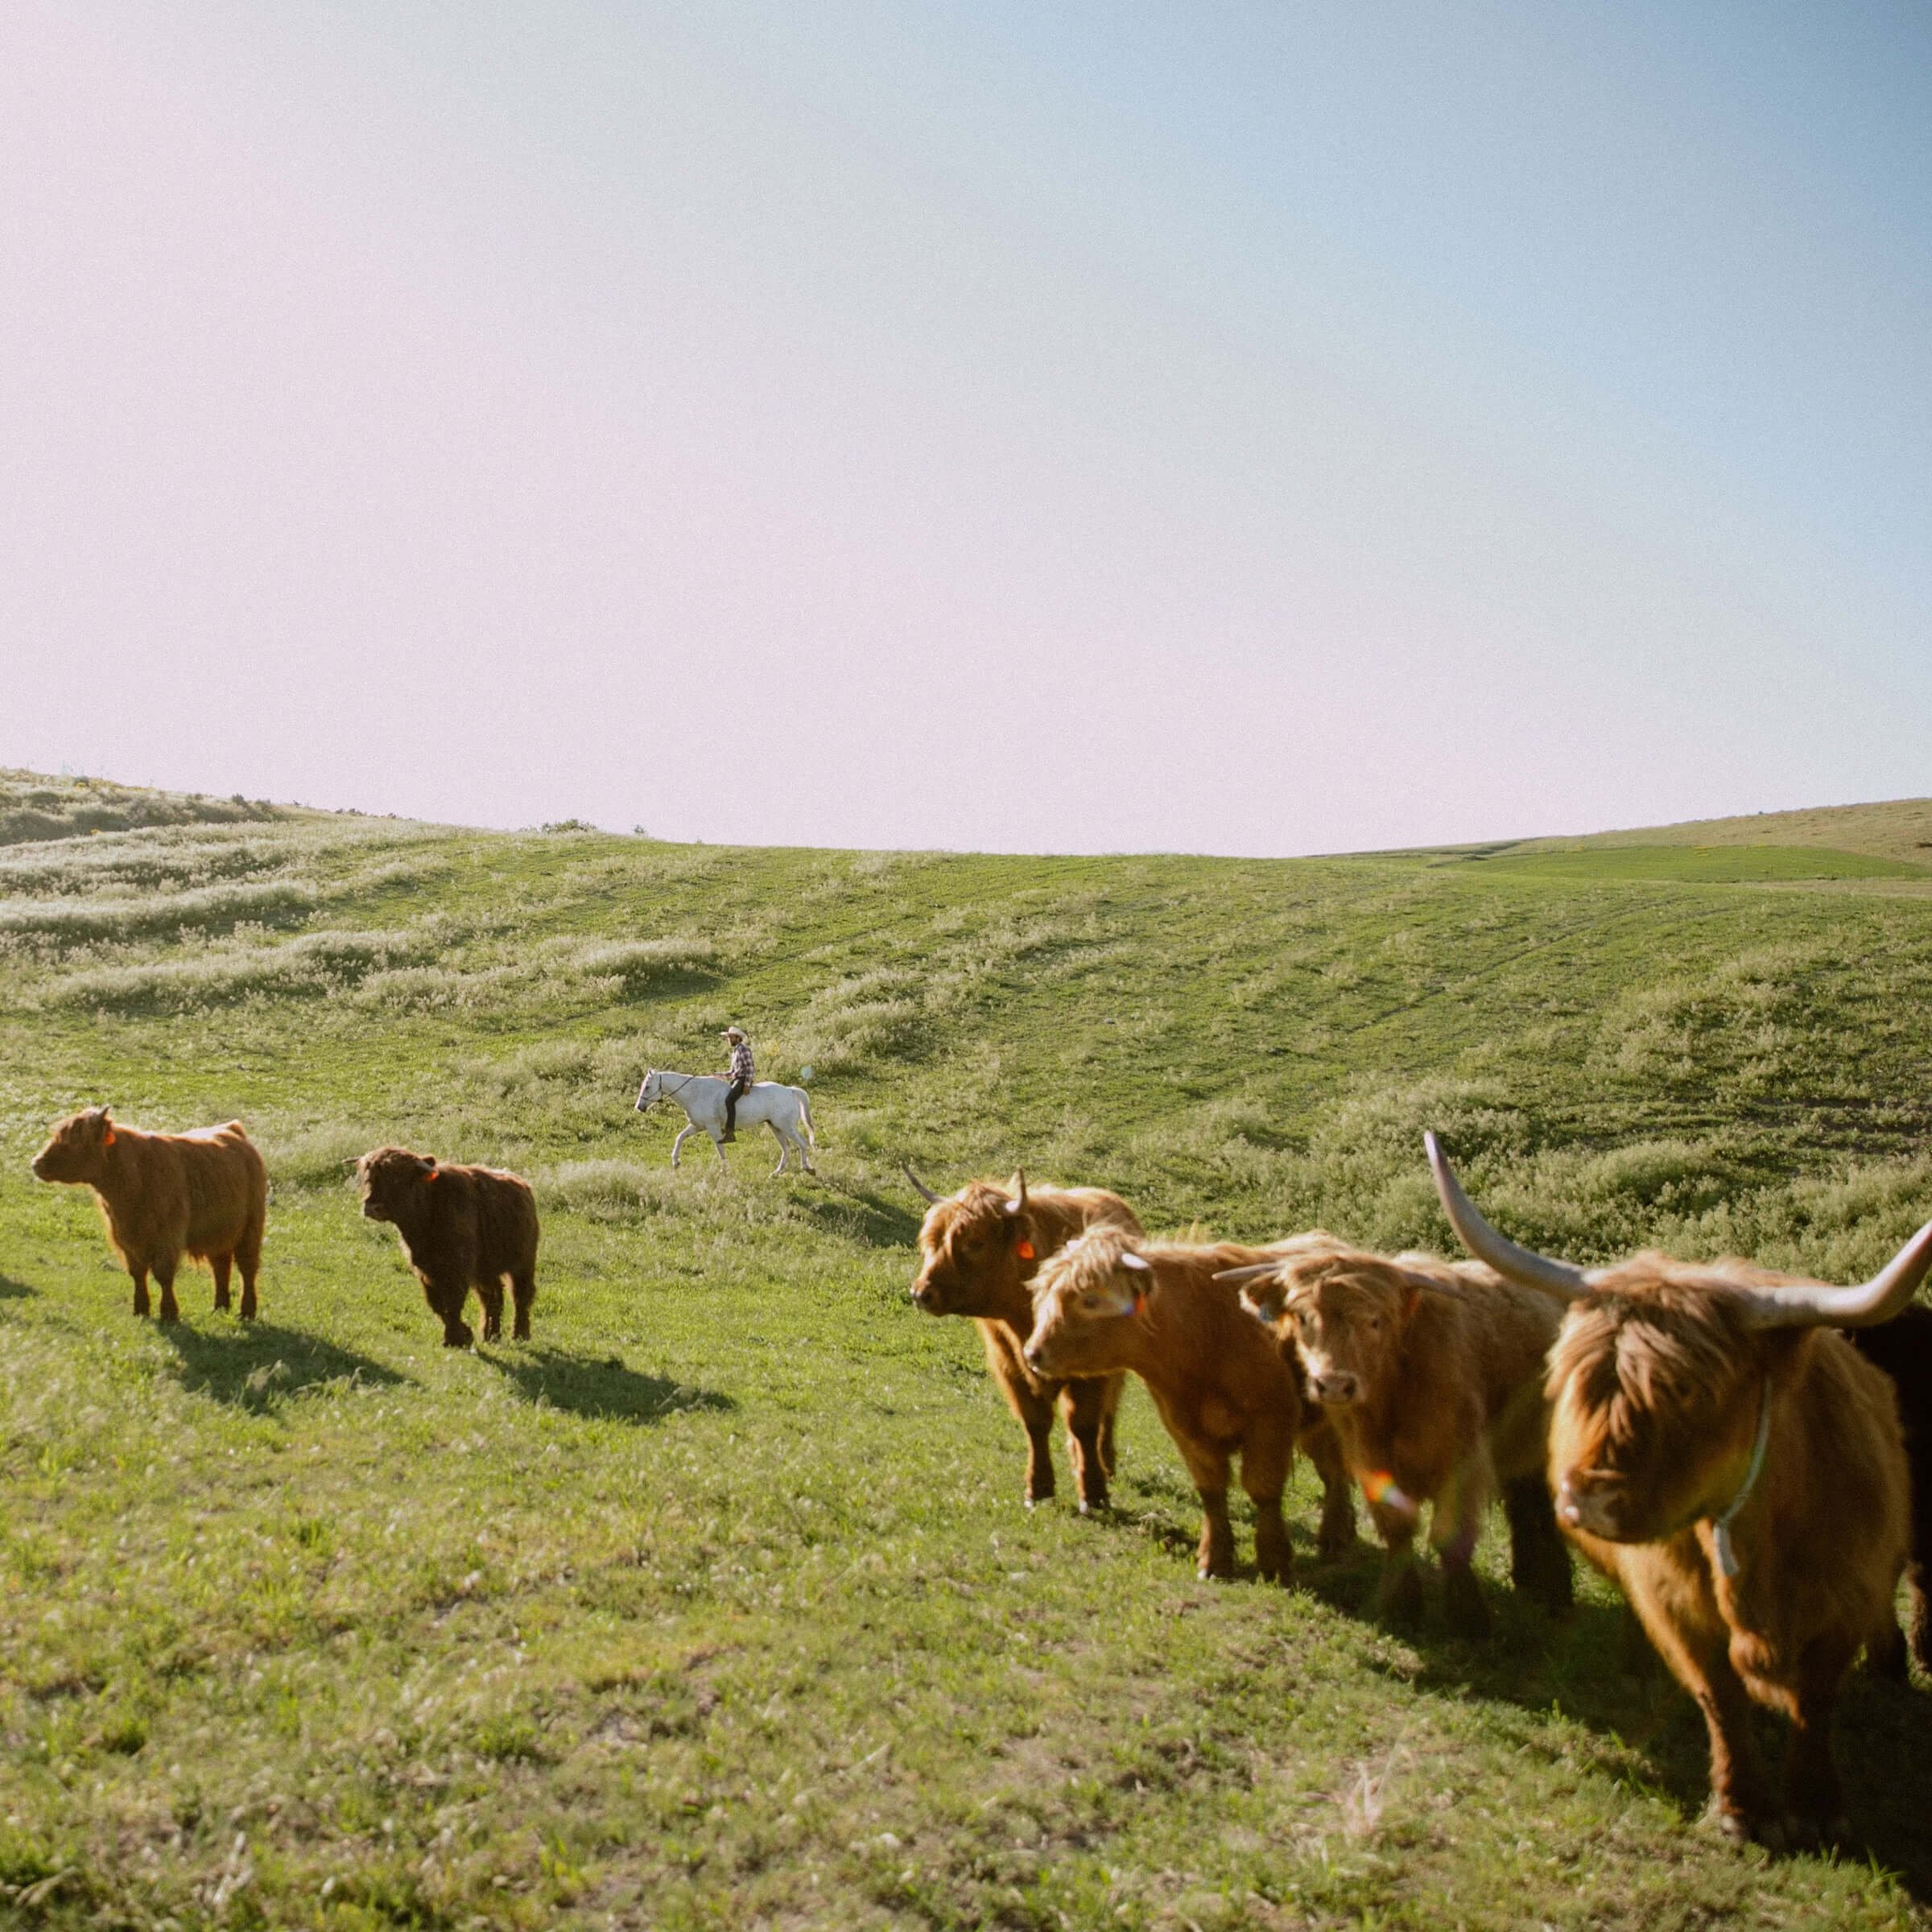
[768, 1121, 788, 1175]
[712, 1129, 728, 1167]
[671, 1122, 697, 1169]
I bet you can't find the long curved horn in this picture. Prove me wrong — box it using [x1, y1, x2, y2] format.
[1424, 1132, 1594, 1302]
[1213, 1260, 1286, 1285]
[1735, 1218, 1932, 1329]
[901, 1162, 943, 1205]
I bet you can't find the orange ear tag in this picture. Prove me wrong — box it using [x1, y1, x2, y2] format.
[103, 1128, 115, 1146]
[1015, 1240, 1035, 1261]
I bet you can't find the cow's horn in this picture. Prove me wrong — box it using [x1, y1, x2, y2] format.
[1005, 1169, 1029, 1216]
[1119, 1250, 1152, 1272]
[1734, 1218, 1932, 1330]
[1213, 1261, 1285, 1285]
[901, 1162, 943, 1205]
[1424, 1133, 1594, 1302]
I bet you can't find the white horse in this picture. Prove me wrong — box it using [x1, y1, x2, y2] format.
[634, 1069, 817, 1174]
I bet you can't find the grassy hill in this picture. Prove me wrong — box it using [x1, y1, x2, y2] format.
[2, 776, 1930, 1929]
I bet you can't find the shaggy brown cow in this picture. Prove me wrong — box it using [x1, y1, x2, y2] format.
[1429, 1132, 1930, 1846]
[357, 1146, 539, 1348]
[906, 1166, 1136, 1511]
[1220, 1232, 1572, 1636]
[31, 1107, 266, 1323]
[1843, 1306, 1932, 1676]
[1022, 1228, 1356, 1580]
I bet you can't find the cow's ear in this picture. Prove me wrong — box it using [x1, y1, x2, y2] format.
[419, 1156, 438, 1179]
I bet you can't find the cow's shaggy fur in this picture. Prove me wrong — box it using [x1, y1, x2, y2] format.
[1842, 1303, 1932, 1676]
[1025, 1228, 1356, 1581]
[1240, 1234, 1571, 1635]
[1544, 1257, 1909, 1846]
[357, 1146, 539, 1348]
[910, 1177, 1137, 1511]
[31, 1107, 266, 1323]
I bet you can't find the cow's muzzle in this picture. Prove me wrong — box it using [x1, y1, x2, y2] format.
[1310, 1371, 1361, 1406]
[1554, 1472, 1624, 1539]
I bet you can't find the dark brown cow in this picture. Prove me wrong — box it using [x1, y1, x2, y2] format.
[1430, 1132, 1929, 1847]
[1221, 1232, 1571, 1636]
[357, 1146, 539, 1348]
[906, 1167, 1136, 1511]
[1843, 1306, 1932, 1676]
[31, 1107, 266, 1323]
[1023, 1228, 1356, 1580]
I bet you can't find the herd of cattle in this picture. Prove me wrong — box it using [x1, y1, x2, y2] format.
[24, 1101, 1932, 1855]
[905, 1146, 1932, 1853]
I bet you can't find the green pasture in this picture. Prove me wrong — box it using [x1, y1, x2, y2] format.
[2, 771, 1931, 1929]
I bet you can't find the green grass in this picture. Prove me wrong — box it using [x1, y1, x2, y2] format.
[1447, 843, 1927, 884]
[2, 791, 1931, 1928]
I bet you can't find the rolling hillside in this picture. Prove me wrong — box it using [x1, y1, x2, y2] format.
[2, 769, 1930, 1930]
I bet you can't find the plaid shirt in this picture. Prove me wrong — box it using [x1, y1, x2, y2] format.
[727, 1040, 755, 1085]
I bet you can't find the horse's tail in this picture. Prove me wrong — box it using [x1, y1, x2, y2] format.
[796, 1089, 817, 1147]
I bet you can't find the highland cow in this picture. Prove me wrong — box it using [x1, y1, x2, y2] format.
[906, 1167, 1136, 1511]
[1429, 1132, 1930, 1847]
[1221, 1231, 1572, 1636]
[31, 1107, 266, 1323]
[1022, 1228, 1356, 1581]
[357, 1146, 539, 1348]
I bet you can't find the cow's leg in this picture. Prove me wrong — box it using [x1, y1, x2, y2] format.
[129, 1265, 151, 1320]
[1502, 1475, 1573, 1615]
[1019, 1401, 1058, 1507]
[424, 1278, 473, 1348]
[511, 1268, 536, 1343]
[1306, 1426, 1356, 1559]
[1241, 1429, 1294, 1583]
[1176, 1442, 1236, 1578]
[235, 1217, 263, 1322]
[1249, 1489, 1291, 1584]
[1868, 1617, 1909, 1682]
[1097, 1397, 1117, 1480]
[476, 1276, 505, 1344]
[1781, 1631, 1856, 1840]
[210, 1251, 233, 1313]
[154, 1260, 182, 1326]
[1638, 1601, 1777, 1844]
[1369, 1501, 1425, 1627]
[1061, 1379, 1112, 1514]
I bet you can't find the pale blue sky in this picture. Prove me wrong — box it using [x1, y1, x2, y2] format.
[3, 2, 1927, 852]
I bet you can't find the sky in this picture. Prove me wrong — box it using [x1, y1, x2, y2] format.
[2, 2, 1929, 855]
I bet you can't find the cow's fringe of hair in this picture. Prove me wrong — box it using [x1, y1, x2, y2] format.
[1543, 1254, 1782, 1451]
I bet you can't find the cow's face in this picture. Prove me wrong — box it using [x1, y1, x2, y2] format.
[1023, 1232, 1150, 1379]
[1544, 1286, 1763, 1546]
[31, 1107, 112, 1184]
[1274, 1271, 1409, 1412]
[909, 1182, 1037, 1318]
[357, 1146, 436, 1222]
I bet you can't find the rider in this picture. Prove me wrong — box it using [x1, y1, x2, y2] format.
[720, 1026, 754, 1143]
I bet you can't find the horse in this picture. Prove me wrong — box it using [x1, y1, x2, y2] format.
[634, 1069, 817, 1174]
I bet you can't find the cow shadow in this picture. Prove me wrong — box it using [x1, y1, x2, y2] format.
[159, 1320, 410, 1410]
[1289, 1527, 1932, 1898]
[481, 1346, 733, 1424]
[0, 1274, 35, 1301]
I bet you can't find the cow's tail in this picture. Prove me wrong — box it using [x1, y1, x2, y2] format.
[797, 1089, 817, 1148]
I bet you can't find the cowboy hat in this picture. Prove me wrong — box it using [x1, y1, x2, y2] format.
[722, 1026, 746, 1041]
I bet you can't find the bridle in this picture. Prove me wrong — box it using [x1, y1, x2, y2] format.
[638, 1071, 701, 1111]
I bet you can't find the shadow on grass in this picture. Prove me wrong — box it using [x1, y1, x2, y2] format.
[481, 1345, 734, 1424]
[797, 1176, 923, 1249]
[160, 1321, 411, 1410]
[0, 1274, 36, 1300]
[1290, 1534, 1932, 1901]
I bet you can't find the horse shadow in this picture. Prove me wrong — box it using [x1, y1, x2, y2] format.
[0, 1274, 36, 1301]
[480, 1346, 733, 1424]
[159, 1320, 410, 1410]
[799, 1183, 923, 1250]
